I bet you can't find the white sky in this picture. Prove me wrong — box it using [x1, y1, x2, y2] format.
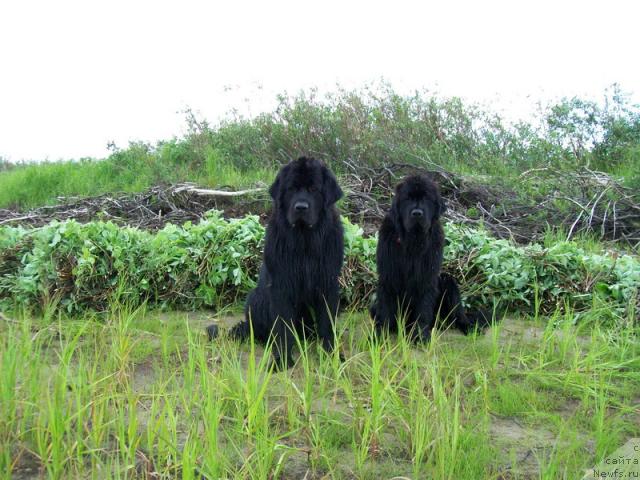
[0, 0, 638, 161]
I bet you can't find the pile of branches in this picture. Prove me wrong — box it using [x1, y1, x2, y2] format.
[341, 161, 538, 241]
[1, 165, 638, 249]
[521, 167, 640, 244]
[340, 162, 640, 247]
[0, 183, 267, 231]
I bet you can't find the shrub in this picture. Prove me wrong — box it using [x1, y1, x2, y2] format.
[1, 215, 637, 319]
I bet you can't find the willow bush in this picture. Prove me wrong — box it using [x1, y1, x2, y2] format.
[0, 214, 637, 318]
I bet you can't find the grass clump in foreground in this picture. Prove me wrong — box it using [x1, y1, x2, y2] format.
[0, 302, 638, 479]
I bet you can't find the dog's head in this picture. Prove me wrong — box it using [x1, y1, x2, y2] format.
[269, 156, 343, 229]
[391, 175, 445, 234]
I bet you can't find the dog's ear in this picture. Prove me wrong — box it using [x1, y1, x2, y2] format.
[390, 185, 404, 232]
[269, 166, 286, 200]
[322, 166, 343, 206]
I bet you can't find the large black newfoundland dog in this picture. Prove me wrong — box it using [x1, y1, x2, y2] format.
[216, 156, 344, 368]
[370, 175, 489, 341]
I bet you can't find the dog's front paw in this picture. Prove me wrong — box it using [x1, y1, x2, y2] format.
[205, 324, 219, 341]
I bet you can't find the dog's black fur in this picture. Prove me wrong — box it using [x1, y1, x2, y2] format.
[370, 175, 489, 341]
[218, 156, 344, 368]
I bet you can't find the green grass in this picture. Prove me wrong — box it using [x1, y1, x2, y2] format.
[1, 302, 638, 479]
[0, 143, 274, 209]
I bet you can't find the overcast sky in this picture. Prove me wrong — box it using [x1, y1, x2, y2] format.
[0, 0, 638, 161]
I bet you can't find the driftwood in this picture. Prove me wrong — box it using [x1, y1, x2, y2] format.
[172, 184, 265, 197]
[0, 215, 38, 226]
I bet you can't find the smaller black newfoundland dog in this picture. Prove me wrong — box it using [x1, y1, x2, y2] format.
[370, 175, 489, 341]
[209, 156, 344, 368]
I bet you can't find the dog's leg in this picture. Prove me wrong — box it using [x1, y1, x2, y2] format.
[270, 297, 297, 369]
[226, 287, 264, 342]
[412, 295, 436, 343]
[436, 273, 468, 332]
[316, 290, 340, 354]
[437, 273, 491, 334]
[371, 289, 399, 337]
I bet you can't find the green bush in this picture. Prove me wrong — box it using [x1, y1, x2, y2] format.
[1, 215, 637, 318]
[2, 84, 638, 210]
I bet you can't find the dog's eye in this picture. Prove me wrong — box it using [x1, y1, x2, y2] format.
[308, 186, 318, 193]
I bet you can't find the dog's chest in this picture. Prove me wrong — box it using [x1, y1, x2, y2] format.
[390, 242, 432, 289]
[404, 254, 428, 286]
[274, 232, 334, 287]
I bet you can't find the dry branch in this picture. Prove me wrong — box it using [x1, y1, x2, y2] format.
[339, 162, 640, 247]
[0, 183, 267, 231]
[172, 184, 265, 197]
[1, 167, 638, 248]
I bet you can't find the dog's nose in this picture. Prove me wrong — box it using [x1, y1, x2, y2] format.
[411, 208, 424, 218]
[294, 201, 309, 211]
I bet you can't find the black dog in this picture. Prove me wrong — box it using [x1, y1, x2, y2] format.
[370, 175, 489, 341]
[209, 157, 344, 368]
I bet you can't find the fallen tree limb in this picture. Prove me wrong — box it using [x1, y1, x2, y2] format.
[0, 214, 37, 225]
[172, 185, 265, 197]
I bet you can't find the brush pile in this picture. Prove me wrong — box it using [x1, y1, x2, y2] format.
[2, 165, 637, 249]
[0, 183, 269, 230]
[341, 163, 640, 246]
